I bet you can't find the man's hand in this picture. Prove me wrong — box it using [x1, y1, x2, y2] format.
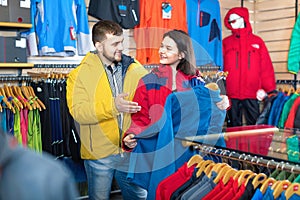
[123, 133, 137, 149]
[115, 93, 141, 113]
[216, 95, 230, 110]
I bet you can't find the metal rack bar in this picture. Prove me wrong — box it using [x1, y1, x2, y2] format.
[187, 143, 300, 174]
[34, 64, 78, 68]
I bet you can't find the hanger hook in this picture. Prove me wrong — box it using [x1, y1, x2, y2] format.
[267, 159, 274, 168]
[228, 151, 236, 158]
[250, 156, 257, 163]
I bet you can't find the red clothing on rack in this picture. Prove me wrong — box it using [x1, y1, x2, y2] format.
[155, 162, 195, 200]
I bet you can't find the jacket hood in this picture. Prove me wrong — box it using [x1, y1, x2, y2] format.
[224, 7, 252, 34]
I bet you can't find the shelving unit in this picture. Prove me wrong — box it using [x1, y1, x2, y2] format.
[0, 22, 32, 29]
[0, 22, 33, 70]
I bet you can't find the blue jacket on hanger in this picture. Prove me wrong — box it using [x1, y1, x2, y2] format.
[127, 84, 226, 200]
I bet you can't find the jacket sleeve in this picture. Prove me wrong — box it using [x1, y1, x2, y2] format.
[125, 79, 151, 135]
[75, 0, 92, 55]
[66, 68, 119, 125]
[260, 40, 276, 93]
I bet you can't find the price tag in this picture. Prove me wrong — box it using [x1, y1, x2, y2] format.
[162, 2, 172, 19]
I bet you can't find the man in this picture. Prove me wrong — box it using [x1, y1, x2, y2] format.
[0, 129, 78, 200]
[66, 20, 148, 200]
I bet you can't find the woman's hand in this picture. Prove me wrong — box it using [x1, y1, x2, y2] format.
[123, 133, 137, 149]
[216, 95, 230, 110]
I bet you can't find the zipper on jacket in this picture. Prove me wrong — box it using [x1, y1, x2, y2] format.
[248, 52, 251, 69]
[89, 125, 93, 151]
[200, 12, 203, 27]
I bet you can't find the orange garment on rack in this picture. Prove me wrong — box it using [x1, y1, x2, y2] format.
[134, 0, 188, 65]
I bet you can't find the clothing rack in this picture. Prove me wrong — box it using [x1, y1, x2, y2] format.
[197, 65, 221, 72]
[276, 79, 299, 90]
[34, 64, 78, 68]
[143, 64, 159, 69]
[189, 143, 300, 174]
[0, 75, 32, 82]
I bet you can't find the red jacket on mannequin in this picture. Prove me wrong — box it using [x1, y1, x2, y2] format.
[223, 7, 276, 100]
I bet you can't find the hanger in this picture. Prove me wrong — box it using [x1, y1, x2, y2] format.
[204, 162, 216, 176]
[0, 88, 15, 113]
[270, 162, 282, 179]
[273, 180, 291, 199]
[276, 163, 291, 181]
[11, 85, 28, 110]
[237, 170, 256, 187]
[196, 160, 214, 177]
[287, 86, 295, 96]
[21, 86, 37, 110]
[285, 183, 300, 199]
[260, 177, 276, 194]
[7, 84, 24, 110]
[213, 165, 232, 184]
[222, 168, 238, 185]
[208, 163, 228, 178]
[252, 173, 267, 189]
[27, 86, 46, 110]
[3, 84, 22, 111]
[12, 86, 32, 111]
[187, 154, 203, 168]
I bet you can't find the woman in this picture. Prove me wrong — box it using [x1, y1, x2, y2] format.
[123, 29, 228, 149]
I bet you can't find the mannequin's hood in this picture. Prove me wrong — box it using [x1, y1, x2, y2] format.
[224, 7, 252, 33]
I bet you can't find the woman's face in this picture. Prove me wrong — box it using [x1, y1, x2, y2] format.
[159, 36, 181, 68]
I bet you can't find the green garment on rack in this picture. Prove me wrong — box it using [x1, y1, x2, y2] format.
[294, 174, 300, 183]
[288, 172, 297, 182]
[276, 170, 290, 180]
[278, 93, 300, 128]
[286, 135, 300, 163]
[13, 109, 22, 145]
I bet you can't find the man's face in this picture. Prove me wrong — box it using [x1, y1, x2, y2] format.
[97, 33, 124, 65]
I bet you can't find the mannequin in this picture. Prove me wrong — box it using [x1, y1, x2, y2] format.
[223, 7, 276, 127]
[228, 13, 245, 29]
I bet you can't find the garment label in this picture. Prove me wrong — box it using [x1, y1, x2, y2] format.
[118, 5, 127, 17]
[70, 27, 76, 40]
[2, 0, 8, 6]
[20, 0, 30, 8]
[162, 2, 172, 19]
[15, 38, 26, 48]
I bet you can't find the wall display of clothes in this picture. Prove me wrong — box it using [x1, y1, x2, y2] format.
[87, 0, 222, 68]
[256, 86, 300, 129]
[0, 75, 81, 164]
[88, 0, 140, 29]
[22, 0, 92, 57]
[0, 74, 86, 184]
[30, 77, 81, 162]
[0, 83, 45, 153]
[155, 146, 300, 200]
[135, 0, 222, 67]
